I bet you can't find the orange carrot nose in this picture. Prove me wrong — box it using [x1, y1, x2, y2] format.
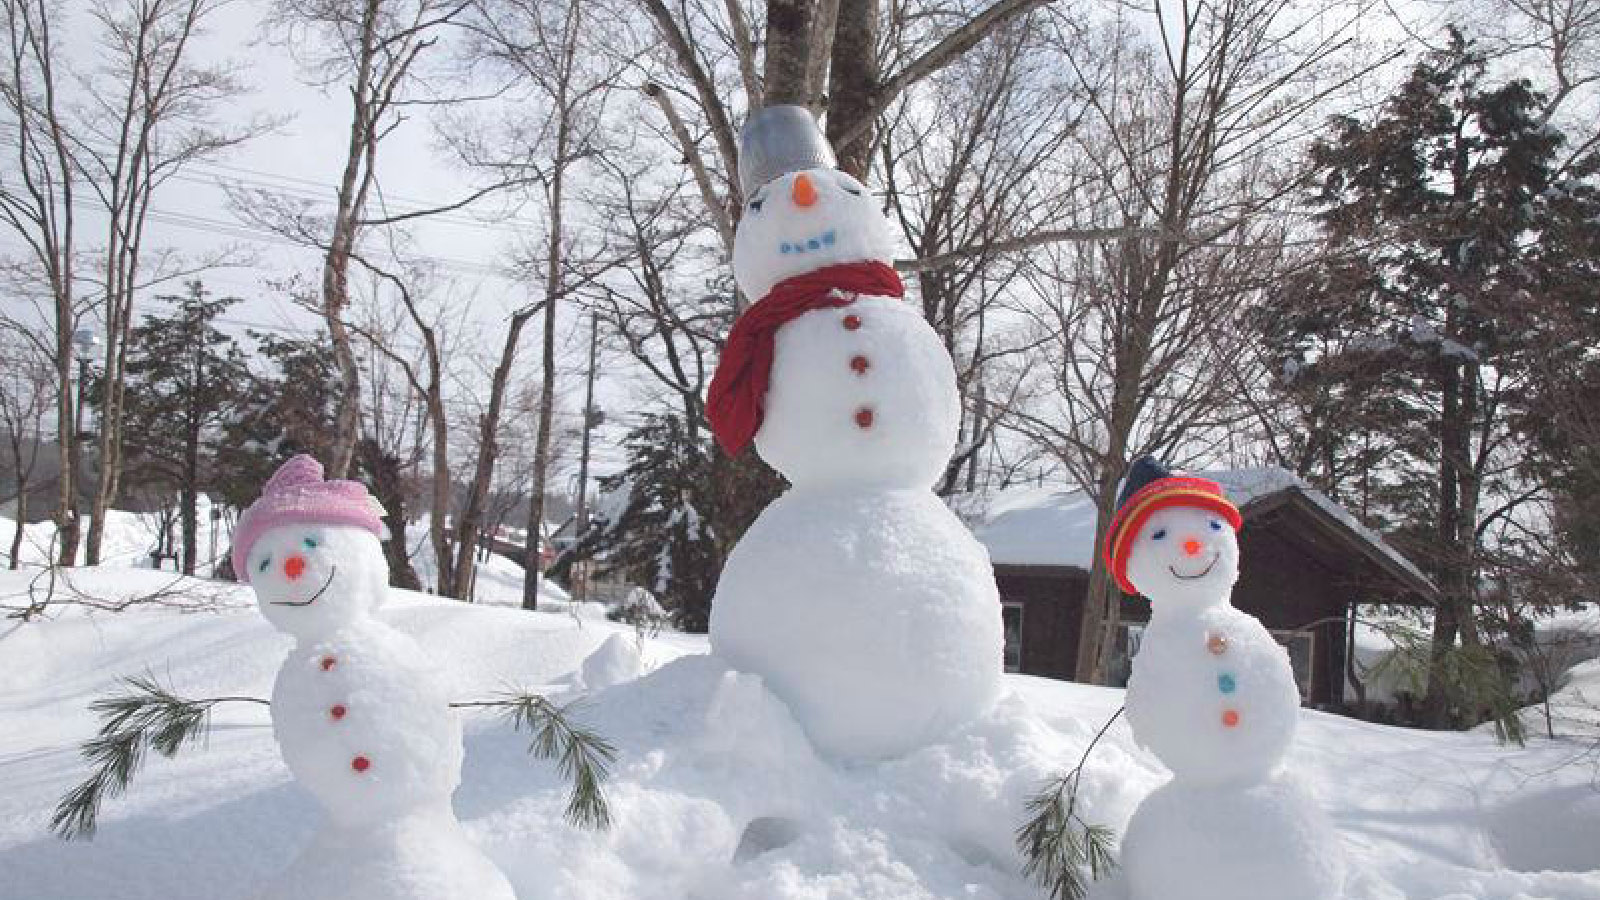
[1182, 538, 1203, 557]
[792, 173, 818, 207]
[284, 555, 306, 580]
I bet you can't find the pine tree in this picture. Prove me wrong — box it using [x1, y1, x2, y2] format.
[564, 413, 782, 632]
[120, 282, 252, 575]
[1261, 31, 1600, 728]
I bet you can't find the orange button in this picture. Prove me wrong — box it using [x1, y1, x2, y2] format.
[1222, 709, 1240, 728]
[1205, 634, 1227, 656]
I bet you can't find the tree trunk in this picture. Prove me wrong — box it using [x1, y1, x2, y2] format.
[826, 0, 879, 176]
[55, 322, 78, 568]
[452, 313, 531, 601]
[358, 437, 422, 591]
[10, 491, 25, 570]
[763, 0, 819, 107]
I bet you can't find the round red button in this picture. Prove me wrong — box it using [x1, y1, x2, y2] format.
[1221, 709, 1240, 728]
[850, 355, 870, 374]
[330, 704, 347, 720]
[320, 656, 337, 671]
[842, 314, 862, 331]
[855, 408, 874, 429]
[351, 755, 371, 772]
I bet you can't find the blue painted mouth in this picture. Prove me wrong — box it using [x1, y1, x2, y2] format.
[779, 230, 837, 255]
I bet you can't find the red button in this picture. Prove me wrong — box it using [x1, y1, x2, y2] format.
[850, 355, 870, 374]
[351, 755, 371, 772]
[855, 408, 874, 429]
[330, 704, 347, 720]
[842, 314, 861, 331]
[1221, 709, 1240, 728]
[320, 656, 337, 671]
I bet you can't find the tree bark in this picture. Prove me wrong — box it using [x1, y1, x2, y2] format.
[763, 0, 819, 107]
[826, 0, 879, 177]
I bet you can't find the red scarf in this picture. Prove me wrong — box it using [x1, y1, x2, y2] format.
[707, 260, 904, 455]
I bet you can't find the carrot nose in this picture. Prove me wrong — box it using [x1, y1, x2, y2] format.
[284, 555, 306, 580]
[1182, 538, 1204, 557]
[792, 173, 817, 207]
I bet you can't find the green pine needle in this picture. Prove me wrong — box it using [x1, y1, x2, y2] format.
[52, 674, 265, 840]
[454, 693, 617, 831]
[1016, 707, 1123, 900]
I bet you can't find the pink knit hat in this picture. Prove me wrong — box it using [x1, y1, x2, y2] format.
[232, 455, 385, 582]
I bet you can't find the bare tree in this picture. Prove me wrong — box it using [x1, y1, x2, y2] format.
[1, 0, 84, 566]
[0, 329, 55, 568]
[77, 0, 264, 566]
[1006, 0, 1379, 684]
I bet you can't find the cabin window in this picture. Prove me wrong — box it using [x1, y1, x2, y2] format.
[1270, 629, 1315, 701]
[1002, 602, 1024, 672]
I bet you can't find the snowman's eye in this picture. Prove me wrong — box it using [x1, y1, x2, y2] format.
[303, 536, 319, 549]
[1151, 529, 1168, 541]
[258, 555, 272, 573]
[1209, 520, 1223, 531]
[842, 185, 863, 196]
[748, 196, 764, 213]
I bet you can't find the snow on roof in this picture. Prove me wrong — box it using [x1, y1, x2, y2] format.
[969, 465, 1433, 592]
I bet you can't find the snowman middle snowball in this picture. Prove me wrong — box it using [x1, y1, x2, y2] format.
[708, 106, 1004, 761]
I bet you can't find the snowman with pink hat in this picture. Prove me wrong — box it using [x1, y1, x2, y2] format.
[234, 455, 516, 900]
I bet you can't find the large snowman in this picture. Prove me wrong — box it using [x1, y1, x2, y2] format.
[706, 105, 1003, 761]
[1105, 457, 1344, 900]
[233, 456, 517, 900]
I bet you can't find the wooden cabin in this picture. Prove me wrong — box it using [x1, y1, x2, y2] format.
[971, 468, 1437, 708]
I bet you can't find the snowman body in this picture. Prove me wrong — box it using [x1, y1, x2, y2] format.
[1118, 504, 1342, 900]
[709, 167, 1002, 761]
[244, 523, 516, 900]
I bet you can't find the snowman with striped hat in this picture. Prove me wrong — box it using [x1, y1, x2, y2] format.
[706, 106, 1003, 761]
[1108, 456, 1343, 900]
[235, 455, 516, 900]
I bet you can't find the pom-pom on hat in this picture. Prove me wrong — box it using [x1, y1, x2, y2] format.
[231, 455, 385, 582]
[1102, 456, 1241, 596]
[738, 105, 837, 198]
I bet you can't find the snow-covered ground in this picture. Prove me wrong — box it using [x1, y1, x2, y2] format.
[1, 563, 1597, 900]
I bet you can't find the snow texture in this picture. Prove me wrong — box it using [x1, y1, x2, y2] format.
[1123, 777, 1343, 900]
[581, 634, 646, 692]
[714, 171, 1002, 761]
[248, 521, 515, 900]
[1, 559, 1598, 899]
[711, 489, 1003, 760]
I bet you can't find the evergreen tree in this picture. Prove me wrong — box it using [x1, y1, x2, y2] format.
[1260, 32, 1600, 728]
[562, 413, 782, 632]
[120, 282, 252, 576]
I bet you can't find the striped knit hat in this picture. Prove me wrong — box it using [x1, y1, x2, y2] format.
[1103, 456, 1241, 595]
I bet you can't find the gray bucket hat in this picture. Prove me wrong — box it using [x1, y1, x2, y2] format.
[738, 105, 837, 198]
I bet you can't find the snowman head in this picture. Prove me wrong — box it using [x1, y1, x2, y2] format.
[1123, 505, 1241, 608]
[233, 455, 390, 641]
[1103, 458, 1243, 609]
[733, 167, 897, 300]
[244, 523, 389, 639]
[731, 105, 896, 300]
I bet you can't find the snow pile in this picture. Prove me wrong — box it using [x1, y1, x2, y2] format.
[0, 565, 1596, 899]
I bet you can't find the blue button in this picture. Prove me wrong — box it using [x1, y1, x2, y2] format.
[1218, 673, 1237, 694]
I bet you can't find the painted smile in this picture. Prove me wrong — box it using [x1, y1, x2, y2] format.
[271, 566, 337, 607]
[1169, 555, 1218, 580]
[779, 229, 837, 255]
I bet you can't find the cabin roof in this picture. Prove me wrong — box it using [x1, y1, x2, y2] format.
[966, 466, 1435, 599]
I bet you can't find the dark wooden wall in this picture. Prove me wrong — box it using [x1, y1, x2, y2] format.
[992, 505, 1363, 707]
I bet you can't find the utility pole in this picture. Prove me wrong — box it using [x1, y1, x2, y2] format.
[573, 313, 599, 602]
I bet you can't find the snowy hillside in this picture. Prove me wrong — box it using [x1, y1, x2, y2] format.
[1, 565, 1597, 900]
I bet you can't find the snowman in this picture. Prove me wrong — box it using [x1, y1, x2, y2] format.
[233, 456, 517, 900]
[706, 105, 1003, 761]
[1105, 457, 1344, 900]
